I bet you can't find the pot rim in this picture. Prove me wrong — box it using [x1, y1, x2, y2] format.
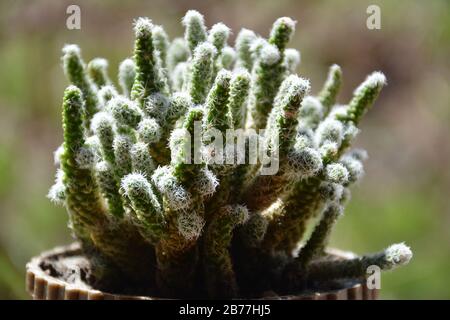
[26, 243, 378, 300]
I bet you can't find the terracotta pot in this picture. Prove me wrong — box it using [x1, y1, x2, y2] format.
[26, 243, 378, 300]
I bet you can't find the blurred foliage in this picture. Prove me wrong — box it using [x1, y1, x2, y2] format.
[0, 0, 449, 299]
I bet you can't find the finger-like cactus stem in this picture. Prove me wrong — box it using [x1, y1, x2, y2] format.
[182, 10, 207, 53]
[87, 58, 111, 88]
[137, 118, 161, 144]
[235, 28, 257, 70]
[205, 69, 232, 132]
[204, 205, 249, 298]
[337, 72, 386, 125]
[324, 163, 349, 184]
[167, 38, 189, 72]
[118, 59, 136, 97]
[267, 75, 310, 154]
[188, 42, 217, 104]
[239, 212, 268, 248]
[318, 64, 342, 115]
[315, 118, 344, 148]
[340, 153, 365, 185]
[172, 107, 204, 184]
[60, 86, 106, 233]
[296, 203, 343, 266]
[98, 85, 118, 109]
[269, 17, 296, 52]
[121, 173, 165, 242]
[62, 45, 99, 124]
[283, 48, 301, 74]
[247, 42, 283, 129]
[113, 135, 133, 178]
[307, 243, 412, 281]
[228, 70, 251, 129]
[131, 18, 163, 106]
[152, 166, 192, 211]
[130, 142, 155, 178]
[261, 177, 324, 254]
[152, 25, 169, 69]
[220, 46, 236, 70]
[95, 161, 124, 218]
[244, 75, 310, 212]
[106, 97, 142, 131]
[209, 23, 230, 53]
[91, 112, 116, 164]
[298, 96, 323, 130]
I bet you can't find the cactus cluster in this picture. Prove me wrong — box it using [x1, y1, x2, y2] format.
[49, 10, 411, 298]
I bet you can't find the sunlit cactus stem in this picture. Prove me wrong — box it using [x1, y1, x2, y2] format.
[247, 42, 282, 129]
[247, 17, 296, 129]
[228, 70, 251, 129]
[87, 58, 111, 88]
[335, 72, 386, 156]
[173, 107, 205, 183]
[167, 38, 189, 72]
[59, 86, 151, 286]
[235, 28, 257, 70]
[118, 59, 136, 97]
[204, 70, 232, 133]
[243, 75, 311, 212]
[268, 17, 296, 51]
[131, 18, 166, 107]
[338, 72, 386, 125]
[60, 86, 105, 230]
[182, 10, 207, 53]
[62, 45, 99, 125]
[318, 64, 342, 116]
[152, 25, 169, 69]
[188, 42, 216, 105]
[283, 48, 301, 74]
[96, 161, 124, 218]
[202, 70, 240, 212]
[153, 107, 207, 296]
[121, 173, 166, 243]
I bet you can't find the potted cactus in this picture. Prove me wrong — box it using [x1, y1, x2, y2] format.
[26, 10, 412, 300]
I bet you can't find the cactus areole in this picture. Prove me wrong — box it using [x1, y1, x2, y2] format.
[39, 10, 411, 299]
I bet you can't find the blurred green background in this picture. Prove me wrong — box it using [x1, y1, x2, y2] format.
[0, 0, 449, 299]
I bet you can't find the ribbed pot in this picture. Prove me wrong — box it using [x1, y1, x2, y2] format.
[26, 243, 378, 300]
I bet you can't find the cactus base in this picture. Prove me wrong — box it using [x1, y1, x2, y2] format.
[26, 243, 378, 300]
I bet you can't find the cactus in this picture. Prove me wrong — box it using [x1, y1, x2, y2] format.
[48, 10, 411, 298]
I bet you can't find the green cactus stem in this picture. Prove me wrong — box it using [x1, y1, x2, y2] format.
[182, 10, 208, 54]
[318, 64, 342, 116]
[228, 70, 251, 129]
[62, 45, 99, 125]
[188, 42, 216, 105]
[204, 205, 249, 298]
[87, 58, 111, 88]
[131, 18, 165, 107]
[307, 243, 412, 282]
[243, 75, 310, 212]
[235, 28, 257, 70]
[60, 86, 106, 230]
[118, 59, 136, 97]
[296, 203, 344, 266]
